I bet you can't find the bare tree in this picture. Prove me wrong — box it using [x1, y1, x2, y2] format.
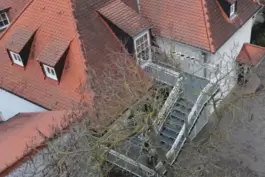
[5, 11, 265, 177]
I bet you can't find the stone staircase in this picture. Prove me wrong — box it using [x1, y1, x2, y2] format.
[159, 92, 193, 151]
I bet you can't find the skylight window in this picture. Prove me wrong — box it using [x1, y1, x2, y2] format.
[9, 51, 24, 66]
[0, 12, 9, 30]
[43, 64, 58, 80]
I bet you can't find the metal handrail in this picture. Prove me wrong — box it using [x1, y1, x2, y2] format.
[166, 82, 218, 162]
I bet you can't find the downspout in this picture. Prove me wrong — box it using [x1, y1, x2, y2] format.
[202, 52, 207, 78]
[137, 0, 141, 15]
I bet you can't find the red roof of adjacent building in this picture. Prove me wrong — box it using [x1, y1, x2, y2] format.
[0, 0, 140, 112]
[137, 0, 261, 53]
[0, 0, 151, 175]
[0, 0, 90, 110]
[0, 111, 73, 175]
[236, 43, 265, 66]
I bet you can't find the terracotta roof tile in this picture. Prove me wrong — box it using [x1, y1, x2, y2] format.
[1, 0, 143, 112]
[37, 40, 70, 66]
[0, 0, 31, 32]
[98, 0, 150, 37]
[138, 0, 261, 53]
[0, 0, 89, 110]
[206, 0, 261, 52]
[236, 43, 265, 66]
[6, 28, 35, 53]
[0, 111, 71, 174]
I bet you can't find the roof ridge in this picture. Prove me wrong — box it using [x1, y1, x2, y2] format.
[201, 0, 215, 52]
[246, 43, 265, 50]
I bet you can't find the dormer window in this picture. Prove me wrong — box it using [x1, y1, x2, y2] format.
[37, 40, 69, 82]
[0, 12, 9, 30]
[9, 51, 23, 66]
[43, 64, 58, 80]
[217, 0, 237, 20]
[134, 30, 151, 61]
[6, 28, 36, 67]
[230, 3, 236, 18]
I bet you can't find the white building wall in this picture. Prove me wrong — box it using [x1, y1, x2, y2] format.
[0, 89, 46, 121]
[207, 16, 254, 97]
[155, 14, 255, 96]
[154, 15, 255, 140]
[155, 37, 206, 78]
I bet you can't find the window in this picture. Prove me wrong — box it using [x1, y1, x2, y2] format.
[10, 51, 23, 66]
[43, 64, 58, 80]
[0, 12, 9, 30]
[134, 32, 151, 61]
[230, 3, 236, 18]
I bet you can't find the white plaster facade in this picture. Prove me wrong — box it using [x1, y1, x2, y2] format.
[0, 89, 46, 121]
[151, 14, 257, 142]
[154, 14, 256, 97]
[155, 36, 206, 78]
[207, 16, 254, 95]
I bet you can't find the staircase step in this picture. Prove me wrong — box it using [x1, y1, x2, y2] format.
[164, 122, 181, 133]
[160, 127, 178, 139]
[160, 135, 174, 146]
[178, 97, 193, 108]
[174, 104, 191, 115]
[171, 110, 186, 120]
[168, 116, 184, 127]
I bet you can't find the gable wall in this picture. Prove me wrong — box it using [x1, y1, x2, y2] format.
[155, 36, 206, 78]
[207, 15, 255, 96]
[154, 13, 255, 96]
[0, 89, 46, 121]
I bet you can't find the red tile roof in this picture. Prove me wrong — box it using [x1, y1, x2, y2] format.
[97, 0, 150, 37]
[6, 28, 35, 53]
[236, 43, 265, 66]
[0, 0, 147, 113]
[36, 40, 70, 66]
[0, 0, 89, 110]
[138, 0, 261, 53]
[0, 111, 72, 175]
[0, 0, 31, 33]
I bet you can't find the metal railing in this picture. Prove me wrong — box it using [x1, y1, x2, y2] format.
[106, 148, 157, 177]
[154, 79, 183, 133]
[141, 62, 180, 86]
[166, 82, 219, 164]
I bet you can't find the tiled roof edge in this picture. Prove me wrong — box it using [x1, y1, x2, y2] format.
[201, 0, 215, 53]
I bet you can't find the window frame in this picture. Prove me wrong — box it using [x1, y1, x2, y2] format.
[230, 3, 236, 18]
[9, 51, 24, 66]
[43, 64, 58, 80]
[133, 30, 151, 61]
[0, 12, 10, 30]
